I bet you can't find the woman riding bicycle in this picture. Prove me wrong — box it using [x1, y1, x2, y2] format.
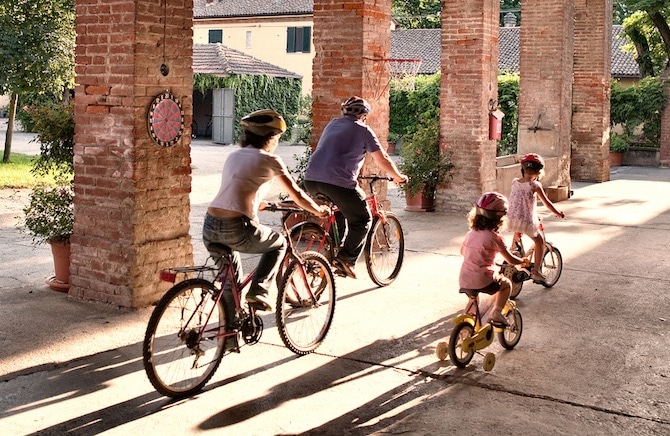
[202, 109, 328, 314]
[303, 96, 407, 279]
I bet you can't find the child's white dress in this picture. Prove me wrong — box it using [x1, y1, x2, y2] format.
[506, 178, 542, 236]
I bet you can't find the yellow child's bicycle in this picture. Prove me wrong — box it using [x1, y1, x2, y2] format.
[436, 267, 523, 371]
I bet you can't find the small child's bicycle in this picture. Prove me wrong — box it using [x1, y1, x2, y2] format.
[142, 203, 336, 398]
[504, 217, 563, 299]
[436, 270, 523, 371]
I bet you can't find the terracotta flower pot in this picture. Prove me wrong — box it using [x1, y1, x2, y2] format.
[609, 151, 624, 167]
[46, 240, 71, 292]
[404, 187, 435, 212]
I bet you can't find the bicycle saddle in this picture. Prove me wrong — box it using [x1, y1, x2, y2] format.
[315, 193, 336, 206]
[459, 287, 482, 297]
[205, 242, 233, 257]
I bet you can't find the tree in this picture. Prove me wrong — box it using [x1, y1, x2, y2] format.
[392, 0, 441, 29]
[621, 0, 670, 73]
[0, 0, 75, 163]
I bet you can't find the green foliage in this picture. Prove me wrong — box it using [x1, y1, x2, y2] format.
[497, 73, 520, 156]
[611, 76, 666, 146]
[389, 73, 440, 139]
[23, 182, 73, 244]
[24, 102, 75, 179]
[0, 153, 41, 188]
[609, 133, 631, 152]
[398, 113, 453, 198]
[20, 101, 75, 244]
[390, 72, 520, 156]
[0, 0, 75, 97]
[293, 94, 313, 144]
[392, 0, 441, 29]
[622, 10, 668, 77]
[193, 74, 302, 142]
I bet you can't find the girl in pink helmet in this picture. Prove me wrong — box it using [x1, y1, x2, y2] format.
[459, 192, 529, 325]
[506, 153, 565, 283]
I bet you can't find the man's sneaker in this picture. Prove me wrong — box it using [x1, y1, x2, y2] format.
[531, 271, 546, 283]
[333, 257, 357, 279]
[246, 293, 273, 312]
[224, 333, 239, 353]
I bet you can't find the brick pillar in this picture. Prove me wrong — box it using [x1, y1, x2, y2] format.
[572, 0, 612, 182]
[312, 0, 391, 148]
[311, 0, 392, 206]
[440, 0, 500, 211]
[518, 0, 574, 188]
[71, 0, 194, 308]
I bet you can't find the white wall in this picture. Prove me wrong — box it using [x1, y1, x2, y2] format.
[194, 18, 314, 94]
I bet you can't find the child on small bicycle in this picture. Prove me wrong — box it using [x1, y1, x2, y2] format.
[202, 109, 328, 314]
[460, 192, 528, 325]
[506, 153, 565, 283]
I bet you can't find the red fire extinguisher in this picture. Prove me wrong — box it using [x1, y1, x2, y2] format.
[488, 100, 504, 141]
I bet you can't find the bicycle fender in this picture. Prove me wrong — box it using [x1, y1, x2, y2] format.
[452, 314, 475, 326]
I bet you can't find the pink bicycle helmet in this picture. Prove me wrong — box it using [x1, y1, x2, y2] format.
[475, 192, 508, 220]
[520, 153, 545, 171]
[341, 96, 371, 116]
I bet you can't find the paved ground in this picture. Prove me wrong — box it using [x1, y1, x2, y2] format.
[1, 122, 670, 435]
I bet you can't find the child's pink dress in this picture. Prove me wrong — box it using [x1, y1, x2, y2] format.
[506, 178, 541, 236]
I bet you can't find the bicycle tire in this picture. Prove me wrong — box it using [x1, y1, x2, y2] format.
[539, 245, 562, 288]
[364, 212, 404, 286]
[498, 307, 523, 350]
[289, 222, 334, 261]
[143, 279, 227, 398]
[448, 321, 475, 368]
[276, 251, 336, 355]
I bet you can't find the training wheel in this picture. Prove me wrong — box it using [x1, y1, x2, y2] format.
[436, 341, 448, 361]
[483, 352, 496, 371]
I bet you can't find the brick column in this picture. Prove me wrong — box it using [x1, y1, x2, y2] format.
[71, 0, 194, 307]
[572, 0, 612, 182]
[311, 0, 392, 205]
[517, 0, 574, 188]
[440, 0, 500, 211]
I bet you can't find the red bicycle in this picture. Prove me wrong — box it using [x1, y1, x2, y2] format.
[285, 175, 405, 286]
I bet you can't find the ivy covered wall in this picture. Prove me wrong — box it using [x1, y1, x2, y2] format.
[193, 74, 302, 142]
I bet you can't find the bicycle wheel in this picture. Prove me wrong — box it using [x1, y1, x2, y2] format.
[498, 307, 523, 350]
[289, 222, 333, 261]
[276, 251, 336, 355]
[143, 279, 227, 398]
[364, 212, 404, 286]
[448, 321, 475, 368]
[539, 245, 562, 288]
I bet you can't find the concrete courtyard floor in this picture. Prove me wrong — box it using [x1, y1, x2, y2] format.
[1, 124, 669, 434]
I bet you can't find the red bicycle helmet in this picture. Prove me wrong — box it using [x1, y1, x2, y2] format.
[475, 192, 508, 220]
[240, 109, 287, 136]
[341, 96, 371, 116]
[520, 153, 545, 171]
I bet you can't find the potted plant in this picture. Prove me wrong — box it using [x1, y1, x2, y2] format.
[398, 115, 453, 211]
[20, 101, 75, 291]
[609, 133, 629, 167]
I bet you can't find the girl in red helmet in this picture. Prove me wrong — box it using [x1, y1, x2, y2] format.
[459, 192, 529, 325]
[506, 153, 565, 283]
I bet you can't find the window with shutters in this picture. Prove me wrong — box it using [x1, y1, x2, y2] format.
[286, 27, 311, 53]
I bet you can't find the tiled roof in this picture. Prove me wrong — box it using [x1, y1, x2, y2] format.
[194, 0, 313, 19]
[193, 44, 302, 79]
[391, 25, 640, 78]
